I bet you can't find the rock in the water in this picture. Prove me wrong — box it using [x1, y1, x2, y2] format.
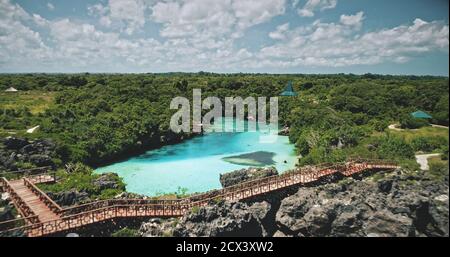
[220, 167, 278, 188]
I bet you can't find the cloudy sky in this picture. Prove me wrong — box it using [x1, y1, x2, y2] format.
[0, 0, 448, 75]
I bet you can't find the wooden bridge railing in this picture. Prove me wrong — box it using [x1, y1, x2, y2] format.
[23, 178, 63, 215]
[189, 163, 343, 206]
[26, 172, 56, 184]
[54, 161, 376, 218]
[0, 159, 400, 237]
[59, 199, 187, 217]
[0, 177, 40, 224]
[0, 202, 192, 237]
[58, 164, 343, 217]
[0, 166, 53, 180]
[0, 215, 39, 232]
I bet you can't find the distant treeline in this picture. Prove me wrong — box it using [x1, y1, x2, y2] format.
[0, 73, 448, 167]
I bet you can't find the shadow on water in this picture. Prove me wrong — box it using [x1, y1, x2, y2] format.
[222, 151, 276, 166]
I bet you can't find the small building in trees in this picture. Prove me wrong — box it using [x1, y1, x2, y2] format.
[5, 87, 18, 92]
[280, 81, 298, 96]
[410, 110, 432, 119]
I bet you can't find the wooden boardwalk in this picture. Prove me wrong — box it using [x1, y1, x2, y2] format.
[0, 159, 399, 237]
[8, 179, 60, 222]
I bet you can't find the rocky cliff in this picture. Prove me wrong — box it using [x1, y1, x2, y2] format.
[0, 137, 57, 171]
[140, 168, 449, 237]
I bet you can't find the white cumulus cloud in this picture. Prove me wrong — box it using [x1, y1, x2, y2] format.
[269, 22, 290, 40]
[88, 0, 148, 35]
[0, 0, 448, 73]
[47, 2, 54, 11]
[340, 11, 364, 27]
[260, 17, 449, 68]
[297, 0, 337, 17]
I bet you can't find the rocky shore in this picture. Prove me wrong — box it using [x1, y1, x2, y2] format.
[140, 168, 449, 237]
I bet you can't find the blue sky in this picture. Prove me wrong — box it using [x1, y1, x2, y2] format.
[1, 0, 448, 75]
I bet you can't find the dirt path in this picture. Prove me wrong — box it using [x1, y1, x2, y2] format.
[415, 153, 441, 170]
[388, 124, 404, 131]
[388, 123, 449, 131]
[431, 124, 449, 129]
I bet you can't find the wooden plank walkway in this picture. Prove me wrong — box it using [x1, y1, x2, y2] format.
[8, 180, 60, 223]
[0, 159, 400, 237]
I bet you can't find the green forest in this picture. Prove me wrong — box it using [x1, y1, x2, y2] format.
[1, 73, 448, 170]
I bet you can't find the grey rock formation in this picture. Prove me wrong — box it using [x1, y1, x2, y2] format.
[220, 167, 278, 188]
[0, 137, 57, 171]
[139, 218, 178, 237]
[3, 137, 29, 150]
[274, 169, 449, 237]
[143, 167, 448, 237]
[362, 210, 413, 237]
[0, 204, 14, 222]
[47, 190, 89, 207]
[170, 200, 272, 237]
[93, 173, 123, 191]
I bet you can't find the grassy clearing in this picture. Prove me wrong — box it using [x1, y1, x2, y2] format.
[0, 91, 56, 137]
[0, 91, 56, 114]
[389, 126, 449, 142]
[427, 156, 449, 181]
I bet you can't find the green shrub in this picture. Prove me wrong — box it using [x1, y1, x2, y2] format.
[410, 136, 448, 153]
[399, 159, 420, 171]
[441, 144, 449, 160]
[298, 146, 329, 166]
[369, 119, 389, 132]
[376, 134, 415, 160]
[111, 228, 139, 237]
[162, 230, 173, 237]
[39, 163, 126, 199]
[191, 206, 200, 214]
[399, 114, 429, 129]
[295, 136, 310, 156]
[428, 160, 449, 181]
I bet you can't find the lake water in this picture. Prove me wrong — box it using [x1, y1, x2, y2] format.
[95, 118, 297, 196]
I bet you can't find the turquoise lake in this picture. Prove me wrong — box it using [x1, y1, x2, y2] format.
[95, 118, 297, 196]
